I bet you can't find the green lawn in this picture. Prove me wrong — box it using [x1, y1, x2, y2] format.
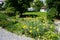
[23, 12, 47, 17]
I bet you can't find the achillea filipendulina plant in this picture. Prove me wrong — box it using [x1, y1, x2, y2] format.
[11, 17, 59, 40]
[4, 16, 59, 40]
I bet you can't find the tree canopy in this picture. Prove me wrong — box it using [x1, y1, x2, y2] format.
[46, 0, 60, 14]
[5, 0, 33, 17]
[34, 0, 43, 11]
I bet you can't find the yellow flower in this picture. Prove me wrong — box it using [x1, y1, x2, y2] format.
[50, 25, 53, 28]
[23, 25, 27, 29]
[33, 27, 36, 29]
[29, 30, 32, 33]
[37, 28, 39, 31]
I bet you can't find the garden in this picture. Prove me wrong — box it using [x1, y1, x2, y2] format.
[0, 0, 60, 40]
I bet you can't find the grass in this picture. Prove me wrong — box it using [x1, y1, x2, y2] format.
[23, 12, 47, 17]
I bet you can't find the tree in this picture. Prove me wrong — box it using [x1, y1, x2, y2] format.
[34, 1, 43, 11]
[47, 7, 58, 20]
[32, 0, 43, 11]
[46, 0, 60, 17]
[5, 0, 33, 17]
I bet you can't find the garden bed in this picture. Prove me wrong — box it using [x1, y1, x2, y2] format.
[0, 12, 59, 40]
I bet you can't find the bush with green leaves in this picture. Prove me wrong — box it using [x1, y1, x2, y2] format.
[5, 7, 16, 16]
[0, 12, 17, 28]
[46, 0, 60, 18]
[33, 1, 43, 11]
[0, 12, 7, 21]
[0, 12, 8, 27]
[0, 19, 17, 29]
[47, 8, 58, 20]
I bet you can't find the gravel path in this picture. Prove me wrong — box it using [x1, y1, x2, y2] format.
[54, 20, 60, 33]
[0, 27, 34, 40]
[54, 20, 60, 40]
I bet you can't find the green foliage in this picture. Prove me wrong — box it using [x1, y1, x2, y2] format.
[0, 21, 13, 28]
[0, 12, 7, 21]
[34, 1, 43, 11]
[0, 19, 17, 29]
[0, 11, 59, 39]
[47, 8, 58, 20]
[5, 0, 33, 16]
[0, 11, 17, 28]
[11, 17, 58, 40]
[4, 21, 17, 31]
[46, 0, 60, 8]
[46, 0, 60, 17]
[3, 16, 59, 40]
[0, 12, 8, 27]
[23, 12, 47, 17]
[5, 7, 16, 16]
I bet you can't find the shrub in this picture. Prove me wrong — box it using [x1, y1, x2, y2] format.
[5, 7, 16, 16]
[47, 8, 58, 20]
[4, 21, 17, 31]
[0, 12, 17, 28]
[0, 12, 7, 21]
[33, 1, 43, 11]
[0, 12, 8, 27]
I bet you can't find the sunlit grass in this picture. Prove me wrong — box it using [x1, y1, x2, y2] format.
[23, 12, 47, 17]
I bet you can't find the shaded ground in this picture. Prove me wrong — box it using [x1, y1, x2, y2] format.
[0, 27, 34, 40]
[20, 15, 37, 18]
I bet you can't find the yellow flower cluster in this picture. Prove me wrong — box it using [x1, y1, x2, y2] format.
[23, 25, 27, 29]
[29, 30, 32, 33]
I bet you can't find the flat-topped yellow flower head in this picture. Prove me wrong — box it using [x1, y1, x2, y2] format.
[23, 25, 27, 29]
[29, 30, 32, 33]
